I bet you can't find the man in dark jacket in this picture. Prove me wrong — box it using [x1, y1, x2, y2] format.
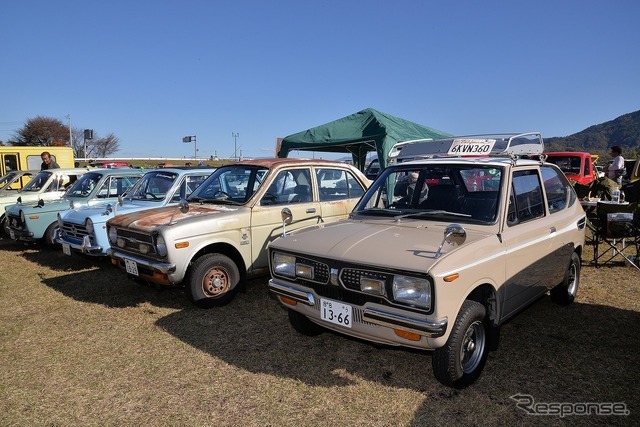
[40, 151, 60, 170]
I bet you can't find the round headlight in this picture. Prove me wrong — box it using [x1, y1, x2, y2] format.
[85, 218, 94, 234]
[108, 226, 118, 244]
[156, 235, 168, 257]
[57, 213, 64, 228]
[116, 237, 125, 248]
[19, 210, 25, 223]
[139, 243, 149, 254]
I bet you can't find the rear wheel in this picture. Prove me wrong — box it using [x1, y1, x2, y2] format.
[288, 309, 324, 336]
[186, 253, 240, 308]
[432, 300, 488, 388]
[550, 252, 580, 305]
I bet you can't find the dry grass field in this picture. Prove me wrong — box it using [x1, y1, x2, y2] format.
[1, 238, 638, 426]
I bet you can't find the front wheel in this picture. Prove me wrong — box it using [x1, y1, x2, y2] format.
[550, 252, 580, 305]
[432, 300, 488, 388]
[186, 253, 240, 308]
[44, 222, 59, 245]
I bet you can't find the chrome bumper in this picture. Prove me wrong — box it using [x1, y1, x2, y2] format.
[268, 280, 447, 338]
[106, 248, 176, 275]
[7, 227, 34, 240]
[55, 230, 104, 255]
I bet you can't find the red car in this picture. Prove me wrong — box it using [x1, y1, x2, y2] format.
[544, 152, 597, 185]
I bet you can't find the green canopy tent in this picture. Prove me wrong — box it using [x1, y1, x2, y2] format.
[278, 108, 451, 170]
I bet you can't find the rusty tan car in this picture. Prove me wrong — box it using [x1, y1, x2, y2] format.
[267, 133, 587, 388]
[106, 158, 369, 308]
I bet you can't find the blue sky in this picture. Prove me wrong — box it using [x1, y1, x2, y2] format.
[2, 0, 639, 160]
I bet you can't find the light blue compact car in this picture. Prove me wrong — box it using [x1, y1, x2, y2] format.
[56, 167, 214, 256]
[6, 168, 143, 244]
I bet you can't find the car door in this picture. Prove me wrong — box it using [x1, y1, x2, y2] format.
[250, 167, 322, 271]
[314, 167, 367, 220]
[499, 167, 566, 321]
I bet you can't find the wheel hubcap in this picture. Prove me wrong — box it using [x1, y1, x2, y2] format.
[201, 267, 229, 297]
[460, 320, 485, 374]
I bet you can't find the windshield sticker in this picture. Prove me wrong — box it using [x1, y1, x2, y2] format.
[448, 139, 496, 156]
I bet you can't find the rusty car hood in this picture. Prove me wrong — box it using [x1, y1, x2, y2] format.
[108, 203, 244, 232]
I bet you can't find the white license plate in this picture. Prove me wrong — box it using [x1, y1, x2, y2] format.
[62, 243, 71, 256]
[320, 298, 352, 328]
[124, 258, 139, 276]
[9, 230, 15, 240]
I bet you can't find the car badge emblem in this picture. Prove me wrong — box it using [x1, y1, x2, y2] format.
[330, 268, 339, 286]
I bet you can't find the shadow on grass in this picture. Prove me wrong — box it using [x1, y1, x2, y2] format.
[41, 268, 192, 310]
[156, 281, 640, 421]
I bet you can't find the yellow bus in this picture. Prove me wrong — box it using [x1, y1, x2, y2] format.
[0, 146, 75, 177]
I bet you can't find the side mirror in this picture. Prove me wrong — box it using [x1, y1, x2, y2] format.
[169, 199, 189, 225]
[281, 207, 293, 237]
[37, 199, 45, 207]
[435, 224, 466, 258]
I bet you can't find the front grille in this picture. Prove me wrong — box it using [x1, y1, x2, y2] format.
[273, 250, 432, 315]
[114, 228, 159, 257]
[60, 221, 89, 241]
[341, 268, 392, 292]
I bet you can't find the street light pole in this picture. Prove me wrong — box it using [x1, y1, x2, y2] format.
[232, 132, 239, 159]
[183, 135, 197, 160]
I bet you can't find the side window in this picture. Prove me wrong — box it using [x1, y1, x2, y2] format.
[507, 169, 545, 226]
[316, 168, 365, 201]
[541, 166, 569, 213]
[261, 168, 312, 205]
[3, 154, 18, 171]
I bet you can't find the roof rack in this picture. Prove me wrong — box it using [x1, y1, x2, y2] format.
[388, 132, 544, 164]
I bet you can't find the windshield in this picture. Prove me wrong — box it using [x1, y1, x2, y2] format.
[355, 164, 503, 224]
[65, 172, 102, 197]
[20, 171, 55, 192]
[545, 156, 583, 175]
[126, 171, 179, 202]
[0, 172, 21, 191]
[189, 165, 268, 204]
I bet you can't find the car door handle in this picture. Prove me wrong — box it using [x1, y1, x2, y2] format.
[306, 208, 316, 214]
[549, 226, 556, 234]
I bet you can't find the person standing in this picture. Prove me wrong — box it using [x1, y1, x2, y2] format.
[605, 146, 625, 183]
[40, 151, 60, 170]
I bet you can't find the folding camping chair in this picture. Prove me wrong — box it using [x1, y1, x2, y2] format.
[592, 201, 640, 270]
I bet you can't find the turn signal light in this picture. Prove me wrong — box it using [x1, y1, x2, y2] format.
[394, 329, 421, 341]
[443, 273, 460, 282]
[279, 296, 297, 306]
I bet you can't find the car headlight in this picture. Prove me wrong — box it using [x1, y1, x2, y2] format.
[85, 218, 94, 234]
[19, 210, 25, 223]
[392, 275, 432, 309]
[273, 252, 296, 278]
[57, 213, 64, 228]
[108, 226, 118, 244]
[156, 235, 167, 257]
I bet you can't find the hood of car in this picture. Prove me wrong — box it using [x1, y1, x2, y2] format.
[108, 203, 245, 232]
[271, 218, 495, 273]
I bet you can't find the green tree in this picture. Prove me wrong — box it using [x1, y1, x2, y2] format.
[9, 116, 70, 146]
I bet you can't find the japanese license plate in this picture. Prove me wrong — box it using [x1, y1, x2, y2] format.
[124, 258, 139, 276]
[62, 243, 71, 256]
[320, 298, 352, 328]
[448, 138, 495, 156]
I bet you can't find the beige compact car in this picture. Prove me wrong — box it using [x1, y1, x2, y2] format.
[267, 133, 587, 388]
[106, 158, 369, 308]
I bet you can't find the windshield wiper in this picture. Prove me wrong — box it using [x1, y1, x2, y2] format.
[393, 210, 472, 221]
[359, 207, 401, 216]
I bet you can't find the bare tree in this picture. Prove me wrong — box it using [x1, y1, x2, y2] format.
[87, 133, 120, 158]
[9, 116, 70, 146]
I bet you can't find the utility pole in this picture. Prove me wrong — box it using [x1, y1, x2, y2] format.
[66, 114, 72, 150]
[232, 132, 239, 159]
